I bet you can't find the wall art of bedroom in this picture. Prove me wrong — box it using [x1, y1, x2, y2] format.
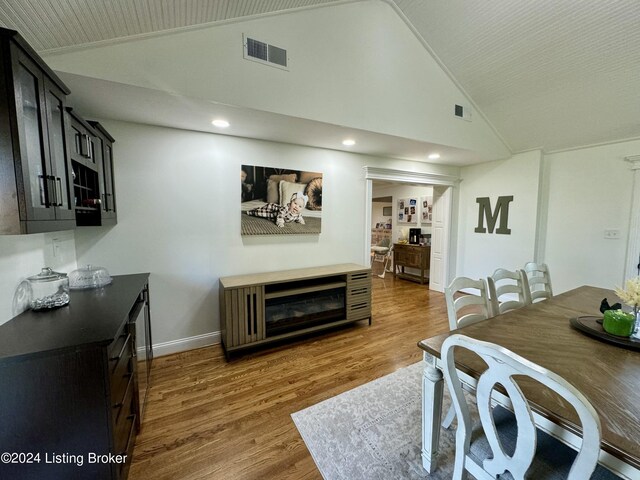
[241, 165, 323, 235]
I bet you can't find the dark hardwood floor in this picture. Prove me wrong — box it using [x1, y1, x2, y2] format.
[129, 273, 449, 480]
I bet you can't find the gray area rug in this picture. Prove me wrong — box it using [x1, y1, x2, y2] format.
[292, 362, 461, 480]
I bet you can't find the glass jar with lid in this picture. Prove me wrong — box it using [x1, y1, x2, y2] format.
[27, 267, 70, 310]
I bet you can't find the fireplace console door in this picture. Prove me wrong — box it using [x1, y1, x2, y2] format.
[219, 263, 371, 359]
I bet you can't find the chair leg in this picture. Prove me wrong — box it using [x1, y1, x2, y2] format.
[378, 257, 389, 278]
[442, 404, 455, 429]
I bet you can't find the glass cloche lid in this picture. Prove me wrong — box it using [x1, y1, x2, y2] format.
[68, 264, 112, 289]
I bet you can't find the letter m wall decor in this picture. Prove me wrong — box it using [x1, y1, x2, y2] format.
[475, 196, 514, 235]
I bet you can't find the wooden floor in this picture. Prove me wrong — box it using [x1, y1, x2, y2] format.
[129, 273, 449, 480]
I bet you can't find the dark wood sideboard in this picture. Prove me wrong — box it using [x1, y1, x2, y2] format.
[0, 274, 152, 480]
[393, 243, 431, 284]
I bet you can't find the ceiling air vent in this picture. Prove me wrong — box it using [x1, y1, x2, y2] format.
[243, 35, 288, 70]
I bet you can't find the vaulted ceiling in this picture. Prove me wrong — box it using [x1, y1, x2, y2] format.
[1, 0, 638, 155]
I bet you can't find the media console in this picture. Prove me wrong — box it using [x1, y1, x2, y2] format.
[219, 264, 371, 358]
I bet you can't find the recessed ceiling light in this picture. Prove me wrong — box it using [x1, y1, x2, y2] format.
[342, 139, 356, 146]
[428, 153, 440, 160]
[212, 119, 230, 128]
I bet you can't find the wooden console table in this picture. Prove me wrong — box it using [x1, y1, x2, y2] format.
[393, 243, 430, 284]
[219, 264, 371, 358]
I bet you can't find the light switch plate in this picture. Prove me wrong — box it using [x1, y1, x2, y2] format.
[52, 238, 61, 257]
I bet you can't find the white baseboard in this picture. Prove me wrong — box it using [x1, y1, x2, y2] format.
[151, 331, 221, 357]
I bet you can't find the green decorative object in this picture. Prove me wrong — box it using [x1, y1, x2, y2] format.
[602, 309, 635, 337]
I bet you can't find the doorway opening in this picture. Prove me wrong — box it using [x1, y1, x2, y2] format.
[363, 167, 458, 294]
[370, 194, 393, 278]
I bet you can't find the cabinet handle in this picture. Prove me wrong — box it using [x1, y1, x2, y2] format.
[55, 177, 63, 206]
[80, 134, 87, 156]
[38, 175, 47, 206]
[87, 136, 93, 160]
[111, 374, 134, 409]
[50, 176, 59, 207]
[110, 333, 131, 361]
[75, 132, 81, 155]
[47, 176, 57, 207]
[117, 414, 137, 457]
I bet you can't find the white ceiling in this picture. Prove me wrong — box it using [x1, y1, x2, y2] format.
[1, 0, 638, 157]
[391, 0, 640, 152]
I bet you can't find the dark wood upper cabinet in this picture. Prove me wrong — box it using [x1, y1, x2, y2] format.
[0, 27, 76, 234]
[0, 27, 118, 234]
[67, 106, 97, 167]
[90, 121, 117, 224]
[66, 108, 102, 226]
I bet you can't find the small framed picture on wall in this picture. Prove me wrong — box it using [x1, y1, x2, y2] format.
[421, 195, 433, 225]
[398, 198, 417, 224]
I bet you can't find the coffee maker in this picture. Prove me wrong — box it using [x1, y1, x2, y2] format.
[409, 228, 421, 245]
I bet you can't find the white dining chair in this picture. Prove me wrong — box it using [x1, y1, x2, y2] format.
[442, 276, 494, 428]
[442, 334, 618, 480]
[445, 276, 494, 331]
[487, 268, 531, 315]
[524, 262, 554, 302]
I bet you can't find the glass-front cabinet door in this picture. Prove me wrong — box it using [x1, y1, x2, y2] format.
[43, 79, 74, 220]
[0, 28, 76, 234]
[89, 121, 117, 223]
[103, 142, 116, 216]
[13, 50, 53, 221]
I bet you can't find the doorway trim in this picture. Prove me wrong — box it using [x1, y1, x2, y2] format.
[363, 166, 459, 291]
[624, 155, 640, 281]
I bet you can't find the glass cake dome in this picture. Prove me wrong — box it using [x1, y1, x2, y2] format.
[69, 264, 112, 289]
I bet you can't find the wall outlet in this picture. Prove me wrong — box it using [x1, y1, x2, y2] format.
[604, 229, 621, 239]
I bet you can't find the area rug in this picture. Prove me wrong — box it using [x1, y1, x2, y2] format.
[291, 362, 460, 480]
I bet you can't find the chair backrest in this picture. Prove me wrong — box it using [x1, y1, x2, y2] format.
[441, 334, 602, 480]
[444, 277, 494, 331]
[524, 262, 553, 302]
[487, 268, 532, 315]
[378, 237, 391, 248]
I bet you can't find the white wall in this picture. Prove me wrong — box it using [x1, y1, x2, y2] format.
[455, 140, 640, 295]
[456, 150, 542, 280]
[44, 0, 509, 161]
[371, 202, 392, 229]
[0, 231, 77, 324]
[74, 120, 458, 347]
[542, 139, 640, 293]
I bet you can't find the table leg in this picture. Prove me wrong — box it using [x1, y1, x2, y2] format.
[422, 352, 444, 473]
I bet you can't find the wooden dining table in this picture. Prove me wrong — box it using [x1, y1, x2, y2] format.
[418, 286, 640, 480]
